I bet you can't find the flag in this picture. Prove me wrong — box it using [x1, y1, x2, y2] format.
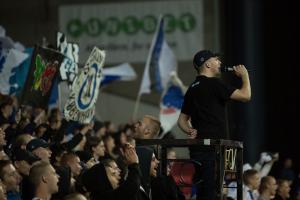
[57, 32, 79, 85]
[101, 63, 136, 87]
[64, 47, 105, 124]
[21, 45, 64, 108]
[159, 72, 186, 135]
[0, 48, 29, 95]
[9, 48, 33, 96]
[48, 77, 59, 109]
[52, 62, 135, 111]
[0, 27, 31, 95]
[138, 16, 177, 95]
[48, 32, 79, 109]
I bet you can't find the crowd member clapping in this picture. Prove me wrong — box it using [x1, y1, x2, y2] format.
[82, 144, 142, 200]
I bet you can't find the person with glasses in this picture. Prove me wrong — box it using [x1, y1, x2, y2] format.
[82, 144, 148, 200]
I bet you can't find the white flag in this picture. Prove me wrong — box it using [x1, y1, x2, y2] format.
[139, 16, 177, 95]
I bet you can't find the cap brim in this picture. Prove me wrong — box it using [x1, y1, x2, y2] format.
[213, 52, 223, 58]
[27, 157, 41, 164]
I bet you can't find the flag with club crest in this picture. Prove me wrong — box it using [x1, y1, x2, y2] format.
[64, 47, 105, 124]
[52, 62, 136, 111]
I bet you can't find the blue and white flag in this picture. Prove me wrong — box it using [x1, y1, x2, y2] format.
[52, 62, 136, 111]
[0, 48, 29, 95]
[159, 72, 186, 135]
[101, 63, 136, 87]
[138, 16, 177, 95]
[9, 48, 33, 96]
[0, 27, 30, 95]
[64, 47, 105, 123]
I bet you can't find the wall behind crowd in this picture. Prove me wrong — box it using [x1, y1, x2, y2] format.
[0, 1, 219, 122]
[0, 0, 271, 164]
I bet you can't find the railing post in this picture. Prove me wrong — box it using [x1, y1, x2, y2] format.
[161, 145, 168, 176]
[236, 146, 243, 200]
[136, 139, 243, 200]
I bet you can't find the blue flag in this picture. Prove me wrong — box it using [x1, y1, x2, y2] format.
[139, 16, 177, 95]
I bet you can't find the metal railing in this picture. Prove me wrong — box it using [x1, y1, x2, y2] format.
[136, 139, 243, 200]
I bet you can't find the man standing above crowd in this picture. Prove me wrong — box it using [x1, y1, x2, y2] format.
[178, 50, 251, 199]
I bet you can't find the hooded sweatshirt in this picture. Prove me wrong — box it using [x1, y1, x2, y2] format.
[82, 162, 142, 200]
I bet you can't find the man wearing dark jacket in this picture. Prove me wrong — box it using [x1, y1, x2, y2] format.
[82, 145, 146, 200]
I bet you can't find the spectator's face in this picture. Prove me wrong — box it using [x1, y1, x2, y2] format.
[46, 165, 59, 194]
[120, 132, 127, 146]
[93, 141, 105, 157]
[249, 173, 260, 190]
[68, 156, 82, 177]
[278, 181, 291, 199]
[0, 128, 6, 146]
[134, 117, 150, 139]
[105, 137, 115, 154]
[268, 177, 277, 196]
[96, 127, 106, 138]
[33, 147, 52, 161]
[105, 161, 121, 189]
[2, 164, 21, 192]
[150, 153, 159, 177]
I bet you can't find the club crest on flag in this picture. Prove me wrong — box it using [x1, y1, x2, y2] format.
[64, 47, 105, 123]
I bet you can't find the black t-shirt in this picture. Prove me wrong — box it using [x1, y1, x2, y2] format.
[181, 75, 235, 139]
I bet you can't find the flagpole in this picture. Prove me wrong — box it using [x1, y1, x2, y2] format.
[132, 15, 164, 121]
[132, 93, 141, 121]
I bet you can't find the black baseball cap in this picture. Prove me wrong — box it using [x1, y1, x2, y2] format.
[26, 138, 49, 152]
[13, 149, 40, 164]
[193, 50, 219, 70]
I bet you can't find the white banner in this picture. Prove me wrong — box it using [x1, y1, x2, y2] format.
[59, 0, 204, 64]
[64, 47, 105, 124]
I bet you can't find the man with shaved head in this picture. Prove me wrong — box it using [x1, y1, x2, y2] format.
[134, 115, 161, 139]
[30, 161, 59, 200]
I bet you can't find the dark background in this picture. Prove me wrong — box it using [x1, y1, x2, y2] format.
[223, 0, 300, 172]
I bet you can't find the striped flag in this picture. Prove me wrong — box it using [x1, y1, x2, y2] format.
[138, 16, 177, 95]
